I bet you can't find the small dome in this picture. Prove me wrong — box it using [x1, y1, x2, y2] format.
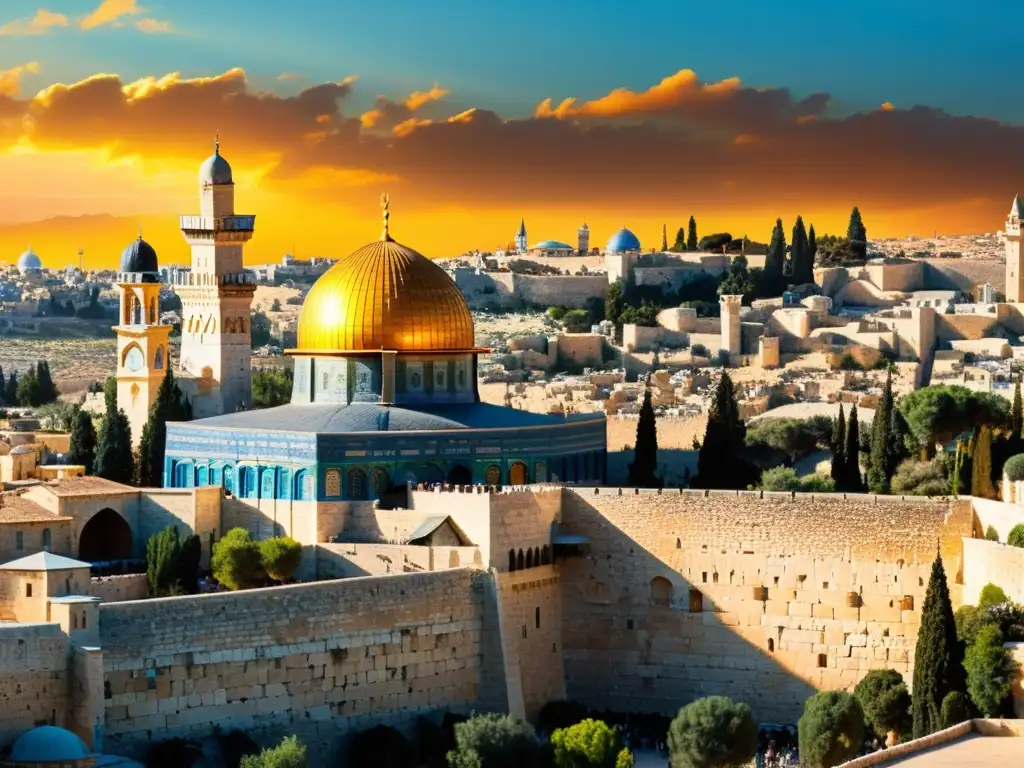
[606, 227, 641, 253]
[17, 249, 42, 272]
[199, 138, 232, 186]
[10, 726, 91, 763]
[530, 240, 574, 250]
[119, 236, 159, 273]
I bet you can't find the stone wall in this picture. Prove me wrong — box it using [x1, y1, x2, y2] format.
[0, 623, 69, 748]
[90, 574, 149, 603]
[557, 488, 972, 722]
[97, 568, 491, 761]
[315, 543, 482, 579]
[962, 538, 1024, 605]
[512, 275, 607, 309]
[970, 497, 1024, 543]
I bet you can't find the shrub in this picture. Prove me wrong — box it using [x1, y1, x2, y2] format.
[800, 475, 836, 492]
[1002, 453, 1024, 481]
[758, 466, 802, 492]
[447, 713, 539, 768]
[691, 344, 708, 358]
[939, 691, 970, 728]
[965, 623, 1015, 716]
[978, 583, 1009, 608]
[985, 525, 999, 542]
[551, 719, 625, 768]
[853, 669, 911, 742]
[145, 526, 202, 597]
[239, 735, 307, 768]
[259, 537, 303, 582]
[955, 605, 997, 647]
[890, 458, 948, 497]
[1008, 524, 1024, 548]
[211, 528, 265, 590]
[667, 695, 757, 768]
[347, 724, 415, 768]
[797, 691, 865, 768]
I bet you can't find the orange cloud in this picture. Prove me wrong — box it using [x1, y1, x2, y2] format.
[360, 81, 449, 132]
[881, 102, 896, 111]
[134, 18, 172, 34]
[80, 0, 142, 30]
[0, 8, 69, 36]
[405, 82, 449, 111]
[0, 62, 41, 98]
[277, 73, 305, 82]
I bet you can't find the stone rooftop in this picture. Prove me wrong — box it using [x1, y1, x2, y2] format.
[0, 493, 70, 523]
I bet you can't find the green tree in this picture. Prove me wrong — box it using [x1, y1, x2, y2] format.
[698, 232, 732, 252]
[978, 583, 1008, 608]
[763, 218, 786, 297]
[686, 216, 698, 251]
[211, 528, 265, 590]
[253, 368, 294, 409]
[551, 719, 626, 768]
[939, 691, 969, 729]
[797, 691, 865, 768]
[1012, 377, 1022, 440]
[842, 403, 863, 491]
[67, 409, 97, 473]
[93, 398, 134, 484]
[790, 215, 812, 285]
[854, 669, 911, 742]
[716, 255, 758, 302]
[696, 372, 755, 489]
[985, 525, 1000, 542]
[667, 696, 757, 768]
[912, 554, 966, 738]
[965, 623, 1014, 716]
[5, 371, 18, 406]
[867, 370, 895, 492]
[146, 526, 183, 597]
[239, 735, 307, 768]
[251, 310, 272, 347]
[628, 387, 660, 487]
[35, 361, 59, 404]
[259, 537, 303, 582]
[1007, 523, 1024, 547]
[971, 424, 997, 499]
[16, 364, 41, 407]
[447, 713, 540, 768]
[899, 385, 1009, 456]
[178, 533, 201, 594]
[808, 223, 817, 266]
[270, 298, 282, 312]
[830, 404, 846, 485]
[887, 406, 912, 479]
[846, 206, 868, 262]
[136, 367, 190, 487]
[890, 458, 947, 496]
[955, 605, 996, 648]
[605, 281, 624, 328]
[672, 227, 686, 251]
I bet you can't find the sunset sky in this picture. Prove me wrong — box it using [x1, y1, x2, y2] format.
[0, 0, 1022, 269]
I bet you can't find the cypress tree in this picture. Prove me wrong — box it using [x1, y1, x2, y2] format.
[696, 371, 753, 489]
[628, 386, 660, 488]
[0, 365, 5, 406]
[686, 216, 698, 251]
[661, 224, 668, 252]
[971, 424, 996, 499]
[35, 361, 59, 404]
[94, 397, 134, 485]
[764, 218, 787, 297]
[5, 372, 17, 406]
[886, 406, 910, 481]
[136, 367, 189, 488]
[1012, 377, 1022, 441]
[808, 224, 817, 266]
[790, 216, 811, 285]
[843, 404, 863, 491]
[831, 404, 846, 485]
[672, 227, 686, 251]
[912, 554, 965, 738]
[847, 206, 868, 261]
[16, 364, 41, 407]
[67, 409, 97, 473]
[868, 370, 894, 492]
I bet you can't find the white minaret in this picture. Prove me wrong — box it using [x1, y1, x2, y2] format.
[114, 236, 172, 448]
[515, 218, 527, 254]
[1006, 194, 1024, 302]
[577, 222, 590, 255]
[177, 137, 257, 415]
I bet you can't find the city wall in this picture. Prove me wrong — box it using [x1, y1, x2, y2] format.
[0, 622, 69, 746]
[453, 270, 606, 310]
[962, 537, 1024, 605]
[97, 568, 496, 762]
[556, 488, 972, 722]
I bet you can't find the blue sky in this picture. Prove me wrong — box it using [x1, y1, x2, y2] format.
[1, 0, 1019, 120]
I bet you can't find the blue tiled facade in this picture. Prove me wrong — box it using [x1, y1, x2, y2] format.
[164, 416, 606, 501]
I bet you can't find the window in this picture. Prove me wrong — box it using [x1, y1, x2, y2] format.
[521, 625, 527, 639]
[64, 578, 70, 595]
[535, 607, 540, 629]
[325, 469, 341, 497]
[525, 549, 534, 568]
[410, 372, 422, 389]
[485, 465, 501, 486]
[688, 589, 703, 613]
[82, 613, 86, 629]
[15, 531, 23, 550]
[347, 468, 367, 500]
[508, 549, 516, 572]
[817, 654, 827, 668]
[25, 583, 32, 598]
[508, 462, 527, 485]
[517, 549, 525, 570]
[370, 467, 390, 498]
[650, 577, 673, 607]
[767, 639, 775, 652]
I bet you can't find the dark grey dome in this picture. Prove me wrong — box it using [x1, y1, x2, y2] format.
[199, 140, 233, 185]
[120, 236, 159, 273]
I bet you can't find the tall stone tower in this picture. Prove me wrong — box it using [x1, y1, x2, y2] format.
[1005, 194, 1024, 302]
[577, 222, 590, 255]
[114, 236, 171, 448]
[720, 294, 742, 357]
[515, 218, 527, 253]
[178, 138, 257, 414]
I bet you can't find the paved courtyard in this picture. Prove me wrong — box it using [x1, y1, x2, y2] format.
[874, 735, 1024, 766]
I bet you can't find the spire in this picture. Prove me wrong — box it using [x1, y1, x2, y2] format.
[517, 217, 526, 237]
[380, 192, 392, 242]
[1012, 194, 1024, 218]
[214, 133, 220, 156]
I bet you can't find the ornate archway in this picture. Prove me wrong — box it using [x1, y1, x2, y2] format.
[79, 508, 132, 562]
[508, 462, 528, 485]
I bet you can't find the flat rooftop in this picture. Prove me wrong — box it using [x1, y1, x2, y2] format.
[874, 734, 1024, 766]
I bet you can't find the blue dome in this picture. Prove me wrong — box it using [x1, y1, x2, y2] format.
[120, 237, 159, 274]
[199, 141, 233, 185]
[10, 726, 91, 763]
[531, 240, 574, 250]
[606, 228, 641, 253]
[17, 249, 42, 272]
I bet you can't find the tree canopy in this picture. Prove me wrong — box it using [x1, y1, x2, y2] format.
[667, 696, 757, 768]
[628, 387, 660, 487]
[550, 719, 629, 768]
[239, 735, 307, 768]
[447, 714, 540, 768]
[798, 691, 865, 768]
[853, 669, 911, 741]
[695, 372, 757, 489]
[211, 528, 266, 590]
[899, 385, 1009, 453]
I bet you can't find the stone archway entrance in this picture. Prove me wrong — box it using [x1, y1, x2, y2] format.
[446, 465, 472, 485]
[79, 508, 133, 562]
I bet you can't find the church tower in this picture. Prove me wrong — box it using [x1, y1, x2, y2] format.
[114, 236, 171, 448]
[177, 138, 257, 415]
[515, 218, 527, 253]
[577, 222, 590, 255]
[1006, 194, 1024, 302]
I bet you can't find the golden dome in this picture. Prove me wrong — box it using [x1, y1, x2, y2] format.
[295, 237, 475, 354]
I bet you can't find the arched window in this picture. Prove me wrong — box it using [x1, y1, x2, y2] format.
[347, 468, 367, 500]
[370, 467, 390, 498]
[174, 462, 194, 488]
[650, 577, 673, 607]
[534, 462, 547, 483]
[260, 468, 276, 499]
[525, 549, 534, 568]
[294, 469, 313, 501]
[508, 462, 527, 485]
[148, 298, 156, 324]
[485, 465, 501, 486]
[240, 466, 257, 498]
[154, 346, 164, 370]
[42, 529, 51, 552]
[688, 589, 703, 613]
[516, 549, 525, 570]
[277, 468, 291, 500]
[223, 467, 234, 495]
[210, 465, 223, 487]
[197, 465, 209, 487]
[508, 549, 516, 572]
[132, 295, 142, 324]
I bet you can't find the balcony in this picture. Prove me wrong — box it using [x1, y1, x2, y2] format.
[179, 215, 257, 233]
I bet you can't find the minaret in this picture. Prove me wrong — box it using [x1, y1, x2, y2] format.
[515, 218, 527, 254]
[577, 222, 590, 255]
[177, 137, 257, 415]
[661, 223, 668, 252]
[114, 234, 171, 448]
[1006, 194, 1024, 302]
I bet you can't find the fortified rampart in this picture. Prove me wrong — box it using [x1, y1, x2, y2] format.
[452, 269, 606, 309]
[0, 623, 69, 746]
[557, 488, 972, 722]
